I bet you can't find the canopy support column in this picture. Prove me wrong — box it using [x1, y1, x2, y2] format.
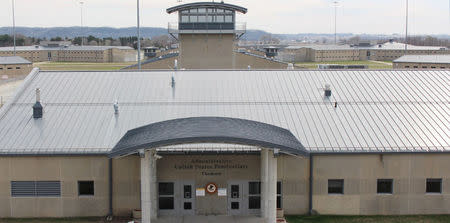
[261, 148, 277, 223]
[140, 150, 157, 223]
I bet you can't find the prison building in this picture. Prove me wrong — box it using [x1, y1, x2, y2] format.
[280, 41, 449, 63]
[393, 55, 450, 69]
[0, 68, 448, 222]
[0, 56, 33, 79]
[0, 41, 137, 63]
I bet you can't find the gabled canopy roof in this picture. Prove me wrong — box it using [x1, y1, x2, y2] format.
[167, 2, 248, 14]
[109, 117, 308, 158]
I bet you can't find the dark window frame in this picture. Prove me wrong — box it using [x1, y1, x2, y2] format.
[377, 179, 393, 194]
[248, 181, 261, 209]
[426, 178, 442, 194]
[158, 182, 175, 210]
[328, 179, 344, 194]
[78, 181, 95, 196]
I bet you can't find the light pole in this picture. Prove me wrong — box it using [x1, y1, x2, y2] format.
[404, 0, 408, 55]
[12, 0, 16, 56]
[80, 1, 84, 46]
[333, 1, 339, 45]
[137, 0, 141, 69]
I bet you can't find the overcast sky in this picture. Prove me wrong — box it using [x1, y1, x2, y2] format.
[1, 0, 449, 35]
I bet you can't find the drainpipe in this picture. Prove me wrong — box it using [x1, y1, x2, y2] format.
[308, 154, 313, 215]
[108, 158, 113, 218]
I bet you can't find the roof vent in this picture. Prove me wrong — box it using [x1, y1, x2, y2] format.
[33, 88, 43, 119]
[113, 100, 119, 115]
[324, 84, 332, 97]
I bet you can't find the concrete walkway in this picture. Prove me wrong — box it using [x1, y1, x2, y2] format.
[153, 215, 266, 223]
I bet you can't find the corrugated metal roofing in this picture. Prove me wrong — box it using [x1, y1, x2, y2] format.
[0, 56, 32, 65]
[0, 69, 448, 155]
[285, 42, 448, 51]
[394, 55, 450, 64]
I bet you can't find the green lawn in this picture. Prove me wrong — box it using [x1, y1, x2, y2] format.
[33, 62, 136, 71]
[286, 215, 450, 223]
[295, 60, 393, 69]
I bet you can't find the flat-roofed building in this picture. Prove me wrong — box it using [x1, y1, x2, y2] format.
[0, 68, 449, 222]
[0, 41, 137, 63]
[0, 56, 33, 78]
[393, 55, 450, 69]
[280, 41, 449, 63]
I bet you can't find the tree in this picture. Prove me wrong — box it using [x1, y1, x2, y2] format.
[50, 37, 63, 41]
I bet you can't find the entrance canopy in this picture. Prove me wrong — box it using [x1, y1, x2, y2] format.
[109, 117, 308, 158]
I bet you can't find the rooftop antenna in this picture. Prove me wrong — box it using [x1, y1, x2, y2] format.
[404, 0, 408, 55]
[79, 1, 84, 46]
[12, 0, 16, 56]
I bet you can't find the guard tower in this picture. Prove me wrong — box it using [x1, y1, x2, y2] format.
[167, 2, 247, 69]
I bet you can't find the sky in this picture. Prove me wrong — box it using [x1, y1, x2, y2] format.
[0, 0, 449, 35]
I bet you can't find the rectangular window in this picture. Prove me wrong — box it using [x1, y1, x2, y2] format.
[189, 16, 198, 23]
[231, 185, 239, 198]
[78, 181, 94, 196]
[206, 15, 213, 23]
[181, 15, 189, 22]
[159, 182, 174, 210]
[224, 15, 233, 23]
[198, 15, 206, 23]
[16, 67, 20, 69]
[248, 182, 261, 209]
[328, 179, 344, 194]
[11, 181, 61, 197]
[426, 179, 442, 193]
[198, 8, 206, 13]
[215, 15, 224, 23]
[377, 179, 393, 194]
[277, 181, 282, 209]
[7, 67, 12, 70]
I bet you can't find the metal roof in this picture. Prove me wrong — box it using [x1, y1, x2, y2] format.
[0, 56, 32, 65]
[285, 42, 447, 51]
[394, 55, 450, 64]
[0, 69, 448, 155]
[0, 45, 134, 52]
[167, 2, 247, 14]
[109, 117, 308, 158]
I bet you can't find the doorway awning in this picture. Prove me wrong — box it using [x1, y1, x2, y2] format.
[109, 117, 308, 158]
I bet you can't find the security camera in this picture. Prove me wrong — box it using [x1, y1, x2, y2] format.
[154, 154, 163, 160]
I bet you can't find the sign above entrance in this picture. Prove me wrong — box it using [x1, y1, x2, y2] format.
[206, 183, 218, 194]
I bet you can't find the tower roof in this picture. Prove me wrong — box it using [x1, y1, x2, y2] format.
[167, 2, 247, 14]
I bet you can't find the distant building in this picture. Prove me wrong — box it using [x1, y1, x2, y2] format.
[0, 41, 137, 63]
[280, 41, 449, 63]
[0, 56, 33, 78]
[126, 2, 295, 70]
[393, 55, 450, 69]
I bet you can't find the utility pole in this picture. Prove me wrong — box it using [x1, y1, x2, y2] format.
[404, 0, 408, 55]
[137, 0, 141, 70]
[80, 1, 84, 46]
[333, 1, 339, 45]
[12, 0, 16, 56]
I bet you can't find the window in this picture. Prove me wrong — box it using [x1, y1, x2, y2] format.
[7, 67, 12, 70]
[181, 15, 189, 22]
[198, 15, 206, 23]
[215, 15, 224, 23]
[426, 179, 442, 193]
[16, 67, 20, 69]
[159, 182, 174, 209]
[11, 181, 61, 197]
[413, 66, 418, 68]
[377, 179, 393, 194]
[248, 182, 261, 209]
[277, 181, 282, 209]
[405, 66, 410, 68]
[189, 16, 197, 23]
[198, 8, 206, 13]
[78, 181, 94, 196]
[224, 15, 233, 23]
[328, 179, 344, 194]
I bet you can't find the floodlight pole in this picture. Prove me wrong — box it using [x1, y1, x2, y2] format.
[333, 1, 338, 45]
[80, 1, 84, 46]
[137, 0, 141, 70]
[404, 0, 408, 55]
[12, 0, 16, 56]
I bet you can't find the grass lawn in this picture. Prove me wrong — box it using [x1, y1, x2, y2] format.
[295, 60, 393, 69]
[33, 62, 136, 71]
[0, 217, 131, 223]
[285, 215, 450, 223]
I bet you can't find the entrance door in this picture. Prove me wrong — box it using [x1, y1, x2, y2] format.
[180, 181, 195, 215]
[228, 181, 246, 215]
